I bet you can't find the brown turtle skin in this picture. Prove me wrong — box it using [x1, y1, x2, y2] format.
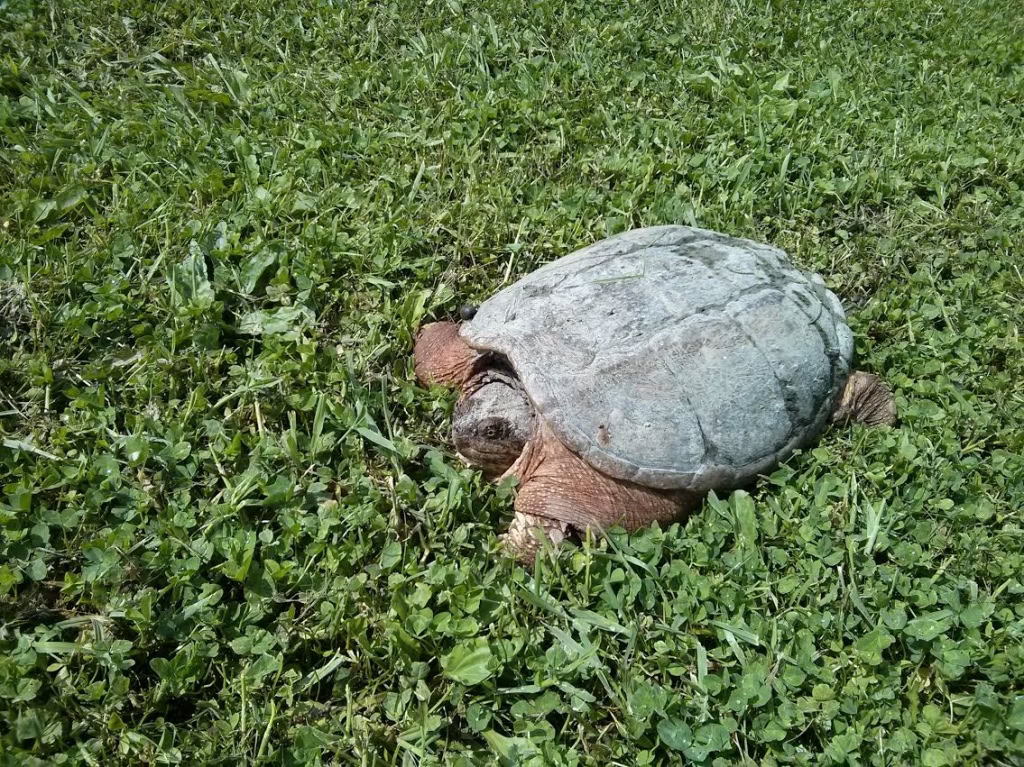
[414, 320, 895, 563]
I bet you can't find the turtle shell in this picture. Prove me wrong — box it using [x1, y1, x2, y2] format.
[460, 226, 854, 492]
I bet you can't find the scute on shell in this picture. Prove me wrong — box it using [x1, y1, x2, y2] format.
[461, 226, 853, 492]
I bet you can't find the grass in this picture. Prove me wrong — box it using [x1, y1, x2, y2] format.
[1, 0, 1023, 763]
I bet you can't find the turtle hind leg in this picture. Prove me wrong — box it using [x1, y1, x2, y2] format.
[500, 425, 694, 563]
[832, 371, 897, 427]
[413, 321, 484, 388]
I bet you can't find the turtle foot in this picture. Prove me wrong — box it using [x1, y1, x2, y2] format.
[832, 371, 897, 427]
[413, 322, 483, 388]
[501, 512, 570, 564]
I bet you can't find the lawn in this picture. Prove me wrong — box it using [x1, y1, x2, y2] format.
[1, 0, 1023, 763]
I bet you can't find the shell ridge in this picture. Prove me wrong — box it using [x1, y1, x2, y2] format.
[657, 333, 715, 470]
[724, 301, 798, 448]
[781, 286, 843, 405]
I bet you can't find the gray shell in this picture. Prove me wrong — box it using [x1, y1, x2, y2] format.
[460, 226, 854, 492]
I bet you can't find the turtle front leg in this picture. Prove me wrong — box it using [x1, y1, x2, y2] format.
[501, 513, 570, 564]
[413, 322, 484, 388]
[831, 371, 897, 427]
[499, 425, 695, 563]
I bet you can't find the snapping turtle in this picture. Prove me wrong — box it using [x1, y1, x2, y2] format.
[414, 226, 895, 562]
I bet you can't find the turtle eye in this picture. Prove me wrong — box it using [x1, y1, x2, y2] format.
[480, 419, 506, 440]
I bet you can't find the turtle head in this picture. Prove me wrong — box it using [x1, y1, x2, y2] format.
[453, 369, 534, 477]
